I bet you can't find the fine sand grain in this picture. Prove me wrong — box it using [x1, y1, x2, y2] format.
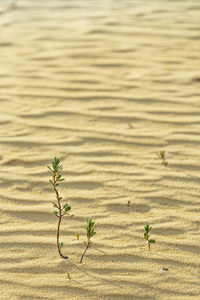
[0, 0, 200, 299]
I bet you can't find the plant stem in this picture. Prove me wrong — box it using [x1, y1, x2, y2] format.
[80, 243, 89, 264]
[53, 171, 68, 259]
[147, 231, 151, 251]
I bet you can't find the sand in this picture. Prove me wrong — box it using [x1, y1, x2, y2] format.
[0, 0, 200, 299]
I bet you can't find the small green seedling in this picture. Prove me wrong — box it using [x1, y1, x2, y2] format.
[47, 157, 71, 259]
[76, 233, 80, 240]
[67, 273, 71, 280]
[80, 218, 96, 263]
[157, 151, 168, 166]
[144, 224, 155, 251]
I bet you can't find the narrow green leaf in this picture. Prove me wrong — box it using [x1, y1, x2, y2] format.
[149, 239, 155, 244]
[56, 174, 61, 180]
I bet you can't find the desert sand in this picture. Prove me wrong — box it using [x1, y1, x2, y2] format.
[0, 0, 200, 299]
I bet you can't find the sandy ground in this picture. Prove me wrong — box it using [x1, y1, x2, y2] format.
[0, 0, 200, 299]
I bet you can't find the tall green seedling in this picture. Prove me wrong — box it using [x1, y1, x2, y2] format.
[47, 157, 71, 258]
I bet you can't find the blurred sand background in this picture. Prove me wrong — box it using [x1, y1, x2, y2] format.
[0, 0, 200, 299]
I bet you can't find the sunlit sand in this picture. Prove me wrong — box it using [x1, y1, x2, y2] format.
[0, 1, 200, 299]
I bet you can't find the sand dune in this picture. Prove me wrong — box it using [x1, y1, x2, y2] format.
[0, 0, 200, 299]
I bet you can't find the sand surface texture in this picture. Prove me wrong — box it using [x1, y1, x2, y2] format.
[0, 0, 200, 299]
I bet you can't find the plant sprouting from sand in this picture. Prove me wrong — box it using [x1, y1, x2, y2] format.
[76, 233, 80, 240]
[157, 151, 168, 166]
[144, 224, 155, 251]
[47, 157, 71, 259]
[80, 218, 96, 263]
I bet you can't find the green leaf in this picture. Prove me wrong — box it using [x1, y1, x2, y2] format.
[52, 157, 60, 170]
[59, 242, 64, 247]
[49, 179, 53, 184]
[55, 183, 59, 187]
[55, 157, 60, 165]
[90, 231, 96, 237]
[63, 204, 71, 212]
[56, 174, 61, 180]
[90, 220, 95, 226]
[47, 166, 53, 172]
[149, 239, 155, 244]
[52, 202, 58, 208]
[53, 210, 57, 215]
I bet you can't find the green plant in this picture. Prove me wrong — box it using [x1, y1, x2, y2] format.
[67, 272, 71, 280]
[80, 218, 96, 263]
[76, 232, 80, 240]
[157, 151, 168, 166]
[47, 157, 71, 259]
[144, 224, 155, 251]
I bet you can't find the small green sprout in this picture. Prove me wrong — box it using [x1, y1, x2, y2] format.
[144, 224, 155, 251]
[67, 273, 71, 280]
[157, 151, 168, 166]
[76, 233, 80, 240]
[47, 157, 71, 259]
[80, 218, 96, 263]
